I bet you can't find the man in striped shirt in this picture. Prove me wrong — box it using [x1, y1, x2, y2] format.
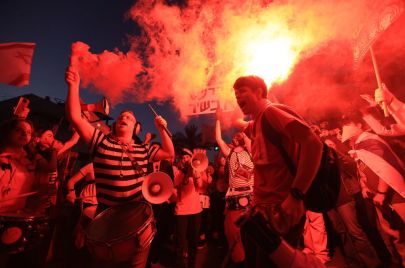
[65, 65, 174, 268]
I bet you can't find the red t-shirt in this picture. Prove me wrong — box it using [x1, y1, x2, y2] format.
[245, 102, 309, 205]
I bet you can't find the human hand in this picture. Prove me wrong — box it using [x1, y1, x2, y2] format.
[360, 94, 378, 107]
[375, 83, 393, 105]
[361, 187, 372, 199]
[281, 194, 305, 227]
[373, 193, 385, 206]
[65, 67, 80, 88]
[154, 115, 167, 130]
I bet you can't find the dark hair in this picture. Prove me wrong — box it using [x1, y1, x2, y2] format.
[341, 111, 364, 127]
[34, 128, 54, 139]
[233, 75, 268, 98]
[233, 132, 245, 147]
[180, 148, 193, 157]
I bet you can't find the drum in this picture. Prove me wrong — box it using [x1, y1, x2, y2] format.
[226, 193, 253, 210]
[0, 210, 51, 253]
[85, 201, 156, 263]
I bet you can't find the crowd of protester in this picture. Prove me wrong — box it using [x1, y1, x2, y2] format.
[0, 68, 405, 268]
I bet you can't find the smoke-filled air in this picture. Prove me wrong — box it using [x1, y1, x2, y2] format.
[72, 0, 405, 122]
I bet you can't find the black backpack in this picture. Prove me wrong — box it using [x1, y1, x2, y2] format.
[261, 105, 341, 212]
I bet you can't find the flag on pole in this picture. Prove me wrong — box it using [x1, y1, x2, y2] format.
[352, 0, 404, 68]
[0, 42, 36, 87]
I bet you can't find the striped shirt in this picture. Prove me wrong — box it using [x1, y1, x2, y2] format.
[90, 129, 159, 207]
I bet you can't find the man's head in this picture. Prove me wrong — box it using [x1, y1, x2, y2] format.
[233, 75, 267, 115]
[39, 129, 55, 148]
[114, 110, 138, 137]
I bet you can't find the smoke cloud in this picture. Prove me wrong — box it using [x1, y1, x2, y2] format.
[75, 0, 405, 123]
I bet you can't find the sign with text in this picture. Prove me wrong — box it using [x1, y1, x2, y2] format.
[187, 86, 235, 116]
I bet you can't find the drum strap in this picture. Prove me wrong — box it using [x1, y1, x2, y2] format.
[118, 143, 145, 176]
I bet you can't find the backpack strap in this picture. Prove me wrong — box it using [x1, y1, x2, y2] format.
[260, 109, 297, 177]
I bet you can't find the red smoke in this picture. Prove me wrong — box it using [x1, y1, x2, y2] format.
[74, 0, 405, 123]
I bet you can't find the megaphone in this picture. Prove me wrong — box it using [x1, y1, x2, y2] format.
[142, 171, 174, 204]
[81, 97, 110, 115]
[191, 152, 209, 172]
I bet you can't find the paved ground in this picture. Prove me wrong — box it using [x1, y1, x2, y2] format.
[149, 239, 347, 268]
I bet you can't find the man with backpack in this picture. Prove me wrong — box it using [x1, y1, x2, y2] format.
[232, 75, 325, 267]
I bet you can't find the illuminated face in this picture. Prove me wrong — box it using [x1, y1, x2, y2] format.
[39, 130, 55, 147]
[10, 121, 32, 147]
[234, 86, 260, 115]
[116, 111, 136, 136]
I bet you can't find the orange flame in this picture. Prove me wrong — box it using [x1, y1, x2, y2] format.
[239, 33, 299, 87]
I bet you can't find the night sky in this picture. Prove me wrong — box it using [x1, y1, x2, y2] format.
[0, 0, 192, 137]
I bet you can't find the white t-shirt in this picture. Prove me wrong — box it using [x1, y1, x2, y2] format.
[0, 153, 36, 212]
[173, 168, 202, 215]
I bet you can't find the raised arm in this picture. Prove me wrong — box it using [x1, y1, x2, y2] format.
[57, 131, 80, 156]
[152, 116, 175, 161]
[363, 114, 405, 137]
[242, 132, 252, 153]
[65, 66, 94, 146]
[215, 108, 231, 157]
[375, 83, 405, 127]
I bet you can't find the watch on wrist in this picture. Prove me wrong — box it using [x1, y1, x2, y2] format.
[290, 188, 305, 200]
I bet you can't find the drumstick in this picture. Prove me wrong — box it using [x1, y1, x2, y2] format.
[148, 104, 172, 138]
[0, 191, 38, 203]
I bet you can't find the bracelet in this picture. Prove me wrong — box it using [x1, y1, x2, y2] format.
[376, 190, 387, 195]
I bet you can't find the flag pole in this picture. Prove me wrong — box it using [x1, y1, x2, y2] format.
[369, 46, 389, 117]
